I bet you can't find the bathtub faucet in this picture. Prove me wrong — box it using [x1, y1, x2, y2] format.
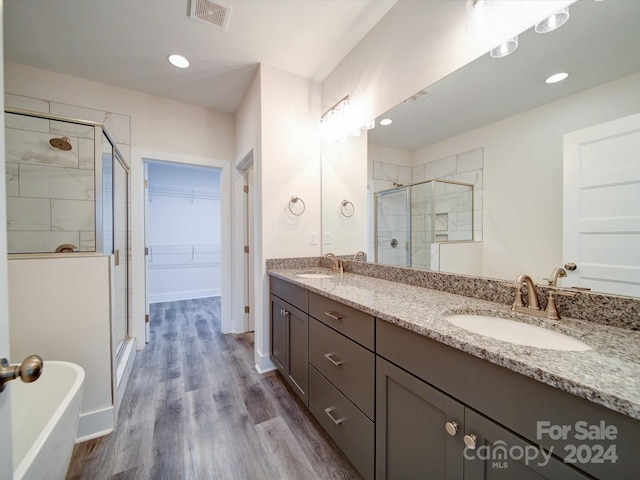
[0, 354, 43, 392]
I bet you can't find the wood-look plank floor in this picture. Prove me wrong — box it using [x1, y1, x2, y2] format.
[67, 297, 362, 480]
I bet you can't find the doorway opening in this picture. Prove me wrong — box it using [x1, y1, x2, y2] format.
[144, 160, 222, 324]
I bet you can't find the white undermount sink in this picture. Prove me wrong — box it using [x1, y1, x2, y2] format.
[445, 314, 591, 351]
[296, 272, 334, 279]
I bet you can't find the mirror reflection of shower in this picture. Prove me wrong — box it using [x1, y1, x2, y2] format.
[375, 179, 473, 270]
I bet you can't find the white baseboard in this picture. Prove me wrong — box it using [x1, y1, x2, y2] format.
[115, 339, 137, 418]
[76, 406, 115, 443]
[150, 288, 221, 303]
[255, 351, 276, 374]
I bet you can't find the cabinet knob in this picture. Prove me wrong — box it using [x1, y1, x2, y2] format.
[463, 434, 478, 450]
[280, 309, 289, 316]
[444, 421, 458, 436]
[564, 262, 577, 271]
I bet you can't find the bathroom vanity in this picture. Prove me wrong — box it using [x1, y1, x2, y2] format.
[268, 265, 640, 480]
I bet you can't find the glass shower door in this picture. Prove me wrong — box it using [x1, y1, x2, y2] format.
[113, 154, 129, 363]
[375, 187, 410, 266]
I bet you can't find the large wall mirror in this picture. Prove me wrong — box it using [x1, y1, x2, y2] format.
[321, 0, 640, 298]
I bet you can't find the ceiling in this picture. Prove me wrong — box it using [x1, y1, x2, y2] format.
[3, 0, 397, 113]
[368, 0, 640, 151]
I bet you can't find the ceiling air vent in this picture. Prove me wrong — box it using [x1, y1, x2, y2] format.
[188, 0, 232, 30]
[406, 89, 432, 103]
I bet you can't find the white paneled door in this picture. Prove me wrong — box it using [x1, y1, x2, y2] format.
[563, 112, 640, 297]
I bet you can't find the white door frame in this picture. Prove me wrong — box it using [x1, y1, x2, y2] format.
[131, 148, 233, 343]
[236, 150, 255, 332]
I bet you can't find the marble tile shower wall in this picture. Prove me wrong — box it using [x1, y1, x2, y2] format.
[376, 190, 408, 267]
[413, 148, 483, 242]
[4, 93, 131, 254]
[410, 182, 432, 270]
[371, 147, 483, 244]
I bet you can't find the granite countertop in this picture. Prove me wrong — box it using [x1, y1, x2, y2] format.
[268, 267, 640, 420]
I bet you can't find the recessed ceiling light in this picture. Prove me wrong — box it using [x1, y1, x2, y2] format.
[380, 118, 393, 126]
[167, 54, 190, 69]
[545, 72, 570, 84]
[490, 36, 518, 59]
[535, 7, 570, 34]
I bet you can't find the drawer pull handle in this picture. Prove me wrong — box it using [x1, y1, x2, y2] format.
[324, 311, 343, 320]
[324, 353, 344, 367]
[324, 407, 345, 425]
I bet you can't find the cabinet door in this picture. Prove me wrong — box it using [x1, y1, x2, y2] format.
[376, 357, 464, 480]
[270, 295, 288, 374]
[464, 409, 590, 480]
[287, 303, 308, 406]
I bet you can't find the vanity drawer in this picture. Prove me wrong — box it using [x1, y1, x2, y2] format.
[270, 276, 308, 312]
[309, 366, 374, 480]
[309, 318, 374, 419]
[308, 291, 374, 350]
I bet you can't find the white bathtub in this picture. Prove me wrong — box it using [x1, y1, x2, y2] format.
[11, 361, 85, 480]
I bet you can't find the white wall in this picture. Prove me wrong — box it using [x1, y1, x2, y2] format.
[234, 68, 263, 363]
[4, 62, 236, 349]
[322, 134, 368, 256]
[414, 71, 640, 283]
[244, 65, 321, 372]
[8, 255, 113, 439]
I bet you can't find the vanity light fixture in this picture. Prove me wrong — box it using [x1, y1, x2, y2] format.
[490, 36, 518, 58]
[167, 54, 190, 69]
[380, 118, 393, 126]
[321, 95, 374, 144]
[545, 72, 570, 84]
[535, 7, 570, 34]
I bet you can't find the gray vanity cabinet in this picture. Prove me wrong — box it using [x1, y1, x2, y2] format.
[270, 277, 309, 406]
[377, 319, 637, 480]
[376, 358, 591, 480]
[464, 409, 590, 480]
[376, 357, 464, 479]
[308, 292, 376, 480]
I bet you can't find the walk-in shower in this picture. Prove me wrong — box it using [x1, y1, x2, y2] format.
[375, 179, 474, 269]
[4, 108, 131, 362]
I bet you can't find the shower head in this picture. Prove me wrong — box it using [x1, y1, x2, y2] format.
[49, 136, 72, 151]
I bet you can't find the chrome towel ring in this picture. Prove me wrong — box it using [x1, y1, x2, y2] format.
[340, 199, 354, 218]
[288, 196, 306, 216]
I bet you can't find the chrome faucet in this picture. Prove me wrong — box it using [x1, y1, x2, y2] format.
[324, 253, 343, 273]
[352, 251, 366, 262]
[544, 267, 567, 287]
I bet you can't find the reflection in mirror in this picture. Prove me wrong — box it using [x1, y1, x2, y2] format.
[320, 0, 640, 297]
[374, 179, 473, 269]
